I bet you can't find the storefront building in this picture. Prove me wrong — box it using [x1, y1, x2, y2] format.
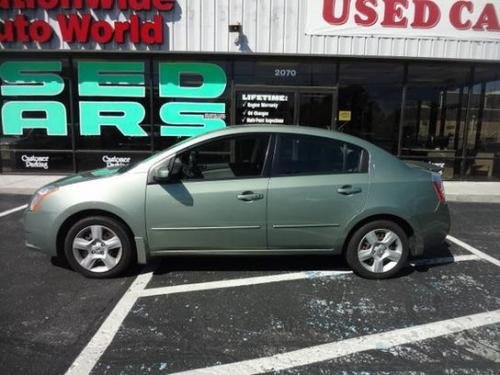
[1, 0, 499, 179]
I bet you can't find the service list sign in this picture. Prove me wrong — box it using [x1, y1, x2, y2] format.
[0, 0, 176, 45]
[308, 0, 500, 39]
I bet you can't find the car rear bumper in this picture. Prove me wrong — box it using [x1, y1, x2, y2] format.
[413, 202, 451, 256]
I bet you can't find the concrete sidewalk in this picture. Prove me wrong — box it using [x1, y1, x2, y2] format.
[0, 174, 499, 203]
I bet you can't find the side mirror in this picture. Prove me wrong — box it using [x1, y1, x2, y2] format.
[153, 166, 171, 182]
[152, 157, 183, 183]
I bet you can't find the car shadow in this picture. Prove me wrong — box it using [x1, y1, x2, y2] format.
[50, 242, 458, 279]
[150, 241, 458, 278]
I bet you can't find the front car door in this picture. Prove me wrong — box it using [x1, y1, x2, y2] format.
[145, 133, 271, 252]
[267, 133, 370, 250]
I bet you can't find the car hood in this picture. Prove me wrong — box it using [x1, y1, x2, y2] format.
[48, 168, 121, 188]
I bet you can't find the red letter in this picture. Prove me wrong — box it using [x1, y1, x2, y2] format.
[140, 15, 163, 44]
[0, 20, 15, 42]
[411, 0, 440, 28]
[14, 14, 29, 42]
[354, 0, 378, 26]
[381, 0, 408, 27]
[0, 0, 10, 9]
[114, 21, 130, 43]
[153, 0, 175, 11]
[323, 0, 351, 25]
[37, 0, 59, 9]
[86, 0, 114, 10]
[129, 14, 140, 43]
[450, 1, 473, 30]
[473, 3, 500, 32]
[91, 20, 113, 43]
[57, 14, 91, 42]
[29, 20, 53, 42]
[128, 0, 151, 11]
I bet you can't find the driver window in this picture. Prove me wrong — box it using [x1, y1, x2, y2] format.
[177, 134, 271, 181]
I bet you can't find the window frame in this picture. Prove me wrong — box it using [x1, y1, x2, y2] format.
[157, 132, 275, 183]
[270, 133, 369, 178]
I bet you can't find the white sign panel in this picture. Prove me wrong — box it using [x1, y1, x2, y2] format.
[306, 0, 500, 40]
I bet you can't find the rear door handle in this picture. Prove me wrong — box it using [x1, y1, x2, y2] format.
[237, 191, 264, 201]
[337, 185, 362, 195]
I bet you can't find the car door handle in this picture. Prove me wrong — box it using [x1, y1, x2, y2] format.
[337, 185, 362, 195]
[237, 191, 264, 201]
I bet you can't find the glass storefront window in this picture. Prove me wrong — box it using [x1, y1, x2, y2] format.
[338, 62, 404, 154]
[402, 63, 471, 164]
[0, 58, 73, 151]
[73, 59, 152, 151]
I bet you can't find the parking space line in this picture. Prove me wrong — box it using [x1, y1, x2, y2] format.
[138, 271, 352, 298]
[0, 204, 28, 218]
[139, 255, 481, 299]
[447, 235, 500, 267]
[65, 271, 153, 375]
[171, 309, 500, 375]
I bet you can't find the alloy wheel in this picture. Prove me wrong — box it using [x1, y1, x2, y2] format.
[357, 229, 403, 273]
[72, 225, 123, 273]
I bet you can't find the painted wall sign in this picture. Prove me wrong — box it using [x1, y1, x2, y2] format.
[307, 0, 500, 39]
[0, 60, 227, 138]
[0, 0, 175, 44]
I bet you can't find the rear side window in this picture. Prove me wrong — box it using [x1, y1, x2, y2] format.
[272, 134, 368, 176]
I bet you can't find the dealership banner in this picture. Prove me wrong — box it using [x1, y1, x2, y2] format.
[307, 0, 500, 40]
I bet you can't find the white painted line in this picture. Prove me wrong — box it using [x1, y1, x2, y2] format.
[0, 204, 28, 218]
[138, 254, 481, 298]
[138, 270, 352, 298]
[172, 309, 500, 375]
[65, 271, 153, 375]
[447, 235, 500, 267]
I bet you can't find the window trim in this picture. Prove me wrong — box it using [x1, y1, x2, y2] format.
[270, 133, 369, 178]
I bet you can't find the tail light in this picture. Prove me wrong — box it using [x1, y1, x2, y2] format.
[432, 173, 446, 202]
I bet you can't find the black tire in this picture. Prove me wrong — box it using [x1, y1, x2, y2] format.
[345, 220, 409, 279]
[64, 216, 135, 278]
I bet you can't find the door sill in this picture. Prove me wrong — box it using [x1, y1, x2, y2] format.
[150, 248, 339, 256]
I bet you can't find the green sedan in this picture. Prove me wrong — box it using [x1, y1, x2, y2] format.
[24, 126, 450, 279]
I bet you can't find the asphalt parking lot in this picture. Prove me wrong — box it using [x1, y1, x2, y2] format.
[0, 194, 499, 374]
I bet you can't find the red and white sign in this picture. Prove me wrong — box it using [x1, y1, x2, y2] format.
[307, 0, 500, 40]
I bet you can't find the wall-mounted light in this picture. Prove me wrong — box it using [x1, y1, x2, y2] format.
[228, 23, 242, 33]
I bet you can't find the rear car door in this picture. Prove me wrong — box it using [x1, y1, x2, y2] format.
[267, 133, 370, 250]
[146, 133, 271, 252]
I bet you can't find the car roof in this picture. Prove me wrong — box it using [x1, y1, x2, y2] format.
[200, 125, 376, 150]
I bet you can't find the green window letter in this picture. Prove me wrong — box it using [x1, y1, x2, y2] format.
[159, 63, 226, 98]
[78, 61, 145, 97]
[160, 102, 226, 137]
[1, 101, 67, 135]
[0, 61, 64, 96]
[79, 101, 147, 136]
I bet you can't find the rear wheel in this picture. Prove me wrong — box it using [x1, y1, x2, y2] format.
[346, 220, 409, 279]
[64, 216, 134, 278]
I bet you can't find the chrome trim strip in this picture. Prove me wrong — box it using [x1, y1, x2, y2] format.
[272, 223, 340, 229]
[151, 225, 261, 231]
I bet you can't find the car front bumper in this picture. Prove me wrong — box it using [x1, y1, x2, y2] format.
[24, 208, 58, 257]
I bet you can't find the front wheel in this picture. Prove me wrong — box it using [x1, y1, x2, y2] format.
[345, 220, 409, 279]
[64, 216, 134, 278]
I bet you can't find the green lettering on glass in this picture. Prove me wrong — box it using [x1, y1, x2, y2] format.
[160, 102, 226, 137]
[159, 63, 226, 98]
[78, 61, 145, 97]
[0, 61, 64, 96]
[1, 101, 67, 135]
[79, 101, 147, 136]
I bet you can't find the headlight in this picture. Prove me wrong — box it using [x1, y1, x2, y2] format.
[29, 185, 59, 212]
